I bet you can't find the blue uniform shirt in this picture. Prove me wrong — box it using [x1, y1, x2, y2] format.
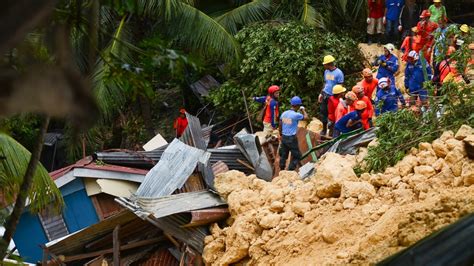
[323, 68, 344, 95]
[376, 54, 399, 85]
[374, 85, 406, 115]
[385, 0, 405, 21]
[405, 59, 432, 94]
[280, 110, 304, 136]
[335, 111, 362, 133]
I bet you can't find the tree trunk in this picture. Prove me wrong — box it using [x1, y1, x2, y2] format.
[0, 115, 50, 259]
[138, 95, 155, 138]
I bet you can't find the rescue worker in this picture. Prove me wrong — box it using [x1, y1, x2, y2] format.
[334, 100, 367, 137]
[400, 26, 423, 61]
[458, 24, 471, 44]
[375, 77, 406, 115]
[417, 10, 438, 63]
[279, 96, 308, 171]
[428, 0, 447, 24]
[352, 84, 374, 130]
[384, 0, 405, 44]
[398, 0, 421, 40]
[173, 108, 188, 138]
[253, 85, 280, 137]
[318, 55, 344, 136]
[367, 0, 385, 45]
[375, 43, 399, 85]
[360, 68, 379, 101]
[335, 91, 358, 123]
[405, 50, 432, 107]
[327, 85, 347, 136]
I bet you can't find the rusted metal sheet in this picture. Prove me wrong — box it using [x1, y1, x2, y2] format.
[138, 248, 179, 266]
[296, 127, 323, 165]
[212, 161, 229, 176]
[180, 113, 206, 150]
[189, 75, 220, 98]
[183, 207, 230, 227]
[177, 173, 206, 193]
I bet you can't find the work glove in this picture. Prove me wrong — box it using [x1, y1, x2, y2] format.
[300, 106, 305, 111]
[381, 61, 387, 67]
[318, 94, 323, 103]
[367, 18, 371, 24]
[383, 17, 386, 25]
[398, 25, 402, 32]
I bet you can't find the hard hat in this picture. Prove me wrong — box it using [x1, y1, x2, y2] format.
[179, 108, 186, 114]
[345, 91, 358, 101]
[362, 68, 373, 77]
[433, 0, 441, 2]
[323, 55, 336, 65]
[351, 84, 364, 94]
[460, 24, 470, 33]
[332, 85, 347, 95]
[384, 43, 395, 53]
[420, 10, 431, 18]
[407, 50, 419, 60]
[456, 39, 465, 46]
[355, 100, 367, 110]
[411, 26, 418, 33]
[378, 77, 389, 88]
[268, 85, 280, 94]
[290, 96, 303, 106]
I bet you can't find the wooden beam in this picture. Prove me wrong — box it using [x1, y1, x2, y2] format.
[63, 237, 165, 262]
[113, 225, 120, 266]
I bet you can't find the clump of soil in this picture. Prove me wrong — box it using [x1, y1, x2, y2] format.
[203, 125, 474, 265]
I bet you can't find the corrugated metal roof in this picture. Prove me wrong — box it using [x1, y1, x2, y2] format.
[180, 113, 206, 150]
[136, 139, 210, 198]
[133, 190, 226, 219]
[138, 248, 179, 266]
[189, 75, 220, 98]
[43, 132, 62, 146]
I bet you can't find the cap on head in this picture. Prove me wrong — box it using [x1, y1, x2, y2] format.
[408, 50, 419, 60]
[362, 68, 373, 77]
[332, 85, 347, 95]
[323, 55, 336, 65]
[420, 10, 431, 18]
[355, 100, 367, 110]
[384, 43, 395, 53]
[345, 91, 358, 101]
[433, 0, 441, 2]
[378, 77, 389, 88]
[179, 108, 186, 114]
[460, 24, 470, 33]
[268, 85, 280, 94]
[351, 84, 364, 94]
[290, 96, 303, 106]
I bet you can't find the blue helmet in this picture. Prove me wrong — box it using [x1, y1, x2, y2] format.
[290, 96, 302, 106]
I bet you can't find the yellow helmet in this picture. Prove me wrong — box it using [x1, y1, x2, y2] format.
[460, 24, 470, 33]
[323, 55, 336, 65]
[332, 85, 347, 95]
[433, 0, 441, 2]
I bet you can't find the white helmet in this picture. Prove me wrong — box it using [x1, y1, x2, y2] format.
[378, 77, 390, 88]
[384, 43, 395, 53]
[408, 50, 419, 60]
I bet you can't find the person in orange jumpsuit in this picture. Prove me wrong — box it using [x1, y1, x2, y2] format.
[359, 68, 379, 101]
[417, 10, 438, 64]
[400, 26, 423, 62]
[173, 108, 188, 138]
[327, 85, 347, 136]
[335, 91, 357, 123]
[352, 84, 374, 130]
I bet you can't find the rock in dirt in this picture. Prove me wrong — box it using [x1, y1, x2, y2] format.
[455, 125, 473, 140]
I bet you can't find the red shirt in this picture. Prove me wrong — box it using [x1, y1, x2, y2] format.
[174, 117, 188, 137]
[368, 0, 384, 18]
[335, 101, 354, 122]
[328, 96, 341, 122]
[417, 20, 438, 47]
[360, 78, 379, 100]
[359, 96, 374, 130]
[400, 35, 423, 61]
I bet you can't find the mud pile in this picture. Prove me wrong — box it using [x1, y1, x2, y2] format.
[203, 125, 474, 265]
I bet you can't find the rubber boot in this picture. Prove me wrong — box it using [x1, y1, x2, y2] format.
[368, 34, 373, 45]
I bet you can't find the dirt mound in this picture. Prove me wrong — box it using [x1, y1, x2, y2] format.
[203, 125, 474, 265]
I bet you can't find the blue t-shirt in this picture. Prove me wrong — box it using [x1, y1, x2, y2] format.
[335, 111, 361, 133]
[323, 68, 344, 95]
[385, 0, 405, 21]
[280, 110, 304, 136]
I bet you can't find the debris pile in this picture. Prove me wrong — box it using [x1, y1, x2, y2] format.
[203, 125, 474, 265]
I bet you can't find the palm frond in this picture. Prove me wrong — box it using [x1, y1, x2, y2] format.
[301, 0, 324, 28]
[215, 0, 272, 35]
[171, 2, 241, 63]
[0, 133, 64, 213]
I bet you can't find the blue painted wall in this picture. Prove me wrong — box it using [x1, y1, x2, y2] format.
[14, 178, 99, 263]
[13, 211, 48, 263]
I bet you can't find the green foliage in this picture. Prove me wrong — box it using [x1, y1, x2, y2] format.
[0, 133, 64, 213]
[208, 22, 365, 116]
[0, 115, 42, 152]
[361, 81, 474, 173]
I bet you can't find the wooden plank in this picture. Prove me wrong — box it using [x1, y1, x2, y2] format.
[63, 237, 165, 262]
[113, 225, 120, 266]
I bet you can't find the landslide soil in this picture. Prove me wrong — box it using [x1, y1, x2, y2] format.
[203, 125, 474, 265]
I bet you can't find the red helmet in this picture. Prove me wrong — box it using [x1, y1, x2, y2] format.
[179, 108, 186, 114]
[268, 85, 280, 95]
[420, 10, 431, 18]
